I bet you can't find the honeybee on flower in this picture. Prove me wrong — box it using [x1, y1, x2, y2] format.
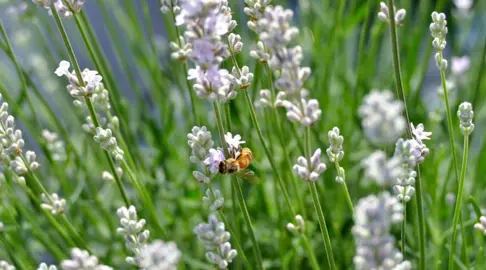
[204, 132, 258, 184]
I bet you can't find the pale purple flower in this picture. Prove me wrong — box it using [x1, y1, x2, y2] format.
[410, 123, 432, 144]
[204, 148, 225, 173]
[451, 56, 470, 75]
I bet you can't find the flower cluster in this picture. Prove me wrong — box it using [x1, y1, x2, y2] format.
[0, 95, 39, 184]
[457, 102, 474, 135]
[430, 12, 448, 71]
[0, 261, 15, 270]
[377, 2, 406, 24]
[362, 151, 402, 187]
[194, 215, 237, 269]
[358, 90, 406, 145]
[327, 127, 345, 183]
[41, 193, 67, 215]
[160, 0, 180, 14]
[138, 240, 182, 270]
[188, 126, 214, 183]
[116, 205, 151, 266]
[176, 0, 246, 102]
[247, 4, 321, 126]
[286, 214, 305, 235]
[353, 192, 411, 270]
[93, 127, 125, 177]
[37, 263, 57, 270]
[203, 188, 224, 212]
[60, 248, 112, 270]
[42, 130, 67, 162]
[55, 61, 103, 100]
[32, 0, 85, 17]
[293, 148, 327, 182]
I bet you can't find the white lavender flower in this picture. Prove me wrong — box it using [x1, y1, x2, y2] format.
[231, 66, 253, 89]
[228, 33, 243, 54]
[37, 263, 58, 270]
[223, 132, 245, 157]
[0, 261, 14, 270]
[392, 138, 420, 202]
[93, 127, 125, 167]
[474, 216, 486, 235]
[358, 90, 406, 145]
[281, 98, 321, 126]
[160, 0, 180, 14]
[244, 0, 272, 25]
[33, 0, 85, 17]
[116, 205, 150, 266]
[249, 41, 270, 63]
[60, 248, 112, 270]
[203, 188, 224, 212]
[139, 240, 181, 270]
[10, 151, 39, 175]
[377, 2, 406, 24]
[293, 148, 327, 182]
[353, 192, 410, 270]
[41, 193, 67, 215]
[286, 214, 305, 235]
[170, 36, 192, 61]
[430, 12, 448, 71]
[188, 126, 214, 164]
[410, 123, 431, 164]
[55, 61, 103, 98]
[457, 102, 474, 135]
[326, 127, 346, 183]
[362, 151, 402, 187]
[42, 130, 67, 162]
[194, 215, 237, 269]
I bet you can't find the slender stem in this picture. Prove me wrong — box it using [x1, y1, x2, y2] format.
[387, 1, 425, 268]
[334, 161, 353, 215]
[449, 134, 470, 269]
[206, 183, 251, 269]
[401, 200, 407, 254]
[233, 178, 263, 269]
[242, 91, 296, 217]
[309, 182, 335, 270]
[169, 7, 198, 125]
[301, 234, 320, 270]
[305, 127, 335, 269]
[0, 22, 41, 130]
[212, 101, 263, 269]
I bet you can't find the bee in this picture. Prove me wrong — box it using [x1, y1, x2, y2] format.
[219, 148, 252, 174]
[219, 148, 258, 184]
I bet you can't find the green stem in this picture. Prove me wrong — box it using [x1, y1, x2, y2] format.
[309, 182, 335, 270]
[242, 91, 296, 217]
[387, 1, 425, 268]
[301, 234, 320, 270]
[334, 161, 353, 215]
[449, 134, 470, 269]
[212, 101, 263, 269]
[305, 127, 335, 269]
[169, 7, 198, 125]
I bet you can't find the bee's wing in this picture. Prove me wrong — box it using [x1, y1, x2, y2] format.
[236, 169, 259, 184]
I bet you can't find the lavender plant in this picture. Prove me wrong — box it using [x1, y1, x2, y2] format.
[1, 0, 486, 269]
